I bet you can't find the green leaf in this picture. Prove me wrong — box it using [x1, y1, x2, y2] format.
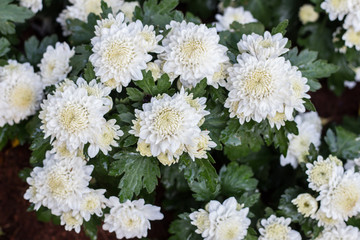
[230, 22, 265, 35]
[0, 126, 8, 151]
[219, 162, 258, 197]
[169, 213, 201, 240]
[83, 216, 101, 240]
[271, 19, 289, 35]
[325, 127, 360, 159]
[278, 187, 303, 223]
[24, 35, 58, 66]
[188, 78, 207, 99]
[29, 129, 51, 166]
[69, 45, 92, 77]
[0, 1, 34, 34]
[303, 98, 316, 111]
[67, 13, 97, 45]
[109, 151, 160, 201]
[83, 62, 96, 82]
[126, 87, 145, 102]
[179, 154, 220, 201]
[0, 37, 10, 57]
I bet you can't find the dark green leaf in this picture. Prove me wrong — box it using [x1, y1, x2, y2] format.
[0, 37, 10, 57]
[271, 19, 289, 35]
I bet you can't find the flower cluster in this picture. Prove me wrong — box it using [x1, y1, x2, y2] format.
[321, 0, 360, 51]
[225, 31, 310, 126]
[89, 12, 162, 92]
[39, 78, 123, 158]
[280, 112, 322, 168]
[130, 89, 216, 166]
[0, 60, 43, 127]
[292, 155, 360, 236]
[190, 197, 251, 240]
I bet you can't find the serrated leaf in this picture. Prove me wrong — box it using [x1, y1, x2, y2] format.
[303, 98, 316, 111]
[278, 187, 303, 222]
[110, 152, 160, 201]
[219, 162, 258, 196]
[271, 19, 288, 35]
[169, 213, 201, 240]
[126, 87, 145, 102]
[83, 62, 96, 81]
[67, 13, 97, 45]
[24, 35, 58, 66]
[0, 37, 10, 57]
[0, 1, 33, 34]
[29, 129, 51, 166]
[325, 127, 360, 159]
[188, 78, 207, 98]
[69, 45, 92, 77]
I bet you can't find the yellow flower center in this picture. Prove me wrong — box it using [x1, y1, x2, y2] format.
[154, 108, 183, 137]
[333, 181, 360, 214]
[265, 223, 289, 240]
[59, 104, 89, 133]
[180, 38, 206, 66]
[244, 68, 274, 99]
[9, 84, 35, 110]
[309, 162, 333, 188]
[104, 40, 135, 69]
[47, 171, 70, 198]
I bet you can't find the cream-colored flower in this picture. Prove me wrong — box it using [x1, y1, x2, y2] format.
[299, 4, 319, 24]
[215, 6, 257, 31]
[259, 215, 301, 240]
[292, 193, 318, 217]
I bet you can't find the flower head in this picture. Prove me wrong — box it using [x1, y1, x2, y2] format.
[215, 6, 257, 31]
[299, 4, 319, 24]
[259, 215, 301, 240]
[292, 193, 318, 217]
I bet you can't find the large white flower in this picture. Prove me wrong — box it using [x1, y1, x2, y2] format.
[280, 112, 322, 168]
[89, 18, 152, 92]
[20, 0, 43, 13]
[320, 0, 353, 21]
[225, 54, 295, 124]
[305, 155, 343, 192]
[160, 21, 229, 88]
[207, 197, 251, 240]
[0, 60, 43, 127]
[215, 6, 257, 31]
[316, 225, 360, 240]
[24, 151, 93, 215]
[103, 197, 164, 239]
[39, 42, 75, 87]
[318, 168, 360, 221]
[258, 215, 301, 240]
[237, 31, 289, 60]
[39, 79, 109, 153]
[130, 89, 212, 164]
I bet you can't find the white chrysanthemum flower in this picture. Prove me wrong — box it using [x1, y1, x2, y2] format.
[299, 4, 319, 24]
[237, 31, 289, 60]
[146, 61, 162, 80]
[316, 225, 360, 240]
[25, 152, 93, 214]
[20, 0, 43, 13]
[187, 131, 216, 160]
[259, 215, 301, 240]
[76, 78, 113, 109]
[343, 27, 360, 51]
[103, 197, 164, 239]
[39, 79, 110, 153]
[79, 188, 107, 221]
[280, 112, 322, 168]
[225, 54, 294, 124]
[57, 0, 124, 36]
[88, 119, 124, 158]
[321, 0, 353, 21]
[90, 20, 152, 92]
[119, 1, 140, 22]
[0, 60, 43, 127]
[24, 166, 44, 210]
[205, 197, 250, 240]
[313, 208, 345, 229]
[292, 193, 318, 217]
[92, 13, 126, 44]
[306, 155, 344, 192]
[39, 42, 75, 87]
[160, 21, 229, 88]
[136, 23, 164, 53]
[189, 209, 211, 236]
[318, 168, 360, 221]
[344, 12, 360, 32]
[60, 211, 84, 233]
[130, 89, 211, 164]
[215, 6, 257, 31]
[208, 61, 231, 88]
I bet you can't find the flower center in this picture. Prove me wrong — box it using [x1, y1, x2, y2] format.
[47, 171, 71, 198]
[9, 84, 35, 109]
[260, 40, 273, 48]
[333, 182, 360, 214]
[59, 104, 89, 133]
[217, 218, 242, 240]
[330, 0, 347, 9]
[244, 68, 273, 99]
[154, 108, 183, 137]
[83, 196, 99, 211]
[179, 38, 206, 66]
[104, 39, 135, 69]
[346, 28, 360, 45]
[63, 212, 81, 226]
[100, 125, 115, 146]
[309, 162, 333, 188]
[123, 214, 141, 230]
[265, 223, 289, 240]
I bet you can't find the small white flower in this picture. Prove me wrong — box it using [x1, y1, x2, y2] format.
[20, 0, 43, 13]
[205, 197, 251, 240]
[189, 209, 210, 236]
[306, 155, 343, 192]
[103, 197, 164, 239]
[299, 4, 319, 24]
[187, 131, 216, 160]
[318, 168, 360, 221]
[215, 6, 257, 31]
[89, 17, 152, 92]
[280, 112, 322, 168]
[259, 215, 301, 240]
[79, 188, 107, 221]
[316, 225, 360, 240]
[321, 0, 353, 21]
[237, 31, 289, 60]
[60, 211, 84, 233]
[0, 60, 43, 127]
[292, 193, 318, 217]
[342, 27, 360, 51]
[39, 42, 75, 87]
[146, 61, 162, 80]
[119, 1, 140, 22]
[160, 21, 229, 88]
[208, 61, 231, 88]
